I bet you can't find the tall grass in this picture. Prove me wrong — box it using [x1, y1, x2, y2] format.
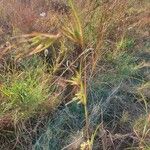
[0, 0, 149, 149]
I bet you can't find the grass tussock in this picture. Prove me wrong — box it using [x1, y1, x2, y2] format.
[0, 0, 149, 149]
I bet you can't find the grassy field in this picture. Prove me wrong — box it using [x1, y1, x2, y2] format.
[0, 0, 149, 149]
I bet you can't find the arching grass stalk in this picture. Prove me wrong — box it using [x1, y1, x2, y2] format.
[65, 1, 91, 149]
[62, 0, 84, 47]
[67, 66, 91, 150]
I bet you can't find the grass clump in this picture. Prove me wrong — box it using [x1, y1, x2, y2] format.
[134, 114, 150, 149]
[0, 56, 53, 123]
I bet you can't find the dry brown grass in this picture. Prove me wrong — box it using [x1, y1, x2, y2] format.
[0, 0, 149, 149]
[0, 0, 69, 34]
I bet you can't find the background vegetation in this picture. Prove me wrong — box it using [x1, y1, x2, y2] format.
[0, 0, 149, 149]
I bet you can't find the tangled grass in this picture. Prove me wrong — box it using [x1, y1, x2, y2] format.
[0, 0, 149, 149]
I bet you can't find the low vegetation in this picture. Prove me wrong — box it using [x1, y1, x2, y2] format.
[0, 0, 149, 149]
